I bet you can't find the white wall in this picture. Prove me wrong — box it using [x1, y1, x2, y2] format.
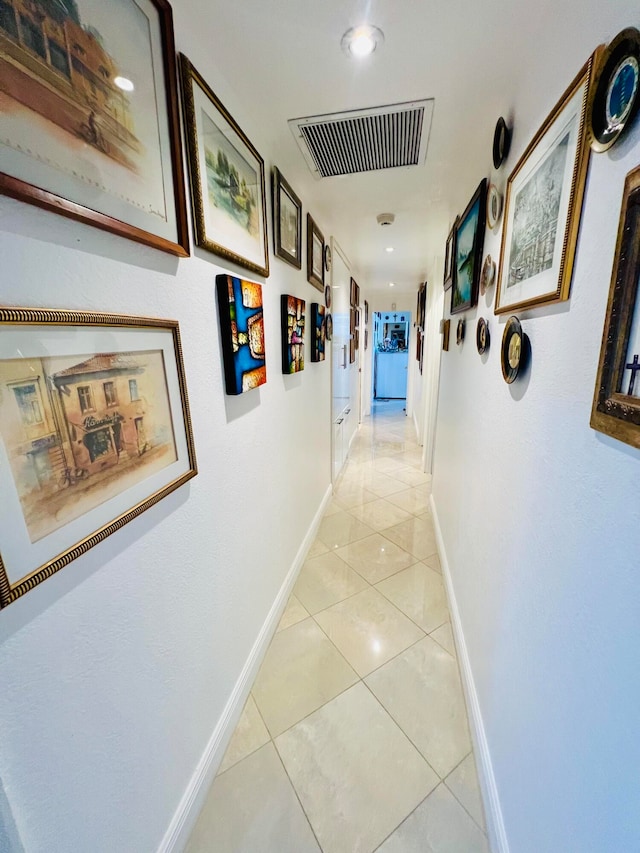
[0, 16, 339, 853]
[431, 7, 640, 852]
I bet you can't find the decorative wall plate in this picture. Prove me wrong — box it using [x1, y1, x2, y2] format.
[476, 318, 490, 354]
[486, 183, 503, 229]
[324, 244, 333, 272]
[493, 117, 512, 169]
[325, 284, 332, 309]
[480, 255, 497, 295]
[501, 316, 524, 383]
[325, 313, 333, 341]
[456, 318, 466, 345]
[588, 28, 640, 152]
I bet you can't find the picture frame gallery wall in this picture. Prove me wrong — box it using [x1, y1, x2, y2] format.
[0, 2, 335, 851]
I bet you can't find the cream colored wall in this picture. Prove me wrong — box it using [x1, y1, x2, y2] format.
[431, 4, 640, 852]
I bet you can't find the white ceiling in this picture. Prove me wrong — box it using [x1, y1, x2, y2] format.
[179, 0, 603, 292]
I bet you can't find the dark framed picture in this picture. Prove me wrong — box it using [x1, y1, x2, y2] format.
[0, 306, 197, 609]
[364, 300, 369, 324]
[443, 220, 457, 290]
[0, 0, 189, 256]
[180, 55, 269, 277]
[311, 303, 326, 362]
[591, 164, 640, 448]
[416, 282, 427, 329]
[273, 168, 302, 269]
[495, 52, 598, 313]
[307, 214, 324, 291]
[451, 179, 487, 314]
[216, 274, 267, 394]
[350, 278, 359, 307]
[364, 329, 368, 350]
[281, 295, 305, 374]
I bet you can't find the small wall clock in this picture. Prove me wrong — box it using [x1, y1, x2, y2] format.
[325, 313, 333, 341]
[589, 28, 640, 152]
[456, 318, 466, 345]
[501, 316, 527, 383]
[325, 284, 332, 309]
[476, 318, 490, 355]
[324, 244, 332, 272]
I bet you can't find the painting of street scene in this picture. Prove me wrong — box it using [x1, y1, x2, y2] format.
[0, 0, 169, 217]
[507, 131, 570, 289]
[0, 349, 177, 543]
[203, 110, 259, 239]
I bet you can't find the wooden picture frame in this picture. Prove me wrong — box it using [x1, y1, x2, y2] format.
[0, 0, 189, 256]
[180, 54, 269, 277]
[306, 214, 325, 291]
[443, 220, 457, 291]
[273, 168, 302, 269]
[0, 307, 197, 609]
[591, 164, 640, 448]
[495, 51, 599, 314]
[350, 278, 359, 307]
[451, 179, 487, 314]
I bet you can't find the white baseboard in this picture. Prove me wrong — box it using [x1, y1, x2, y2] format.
[158, 484, 333, 853]
[430, 494, 510, 853]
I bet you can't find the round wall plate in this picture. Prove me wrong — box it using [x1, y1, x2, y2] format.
[324, 284, 332, 309]
[589, 28, 640, 153]
[480, 255, 496, 295]
[501, 316, 524, 383]
[493, 117, 512, 169]
[486, 184, 503, 229]
[324, 244, 332, 272]
[325, 313, 333, 341]
[476, 318, 490, 355]
[456, 318, 465, 345]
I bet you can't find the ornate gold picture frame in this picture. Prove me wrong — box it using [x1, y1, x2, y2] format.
[591, 164, 640, 448]
[495, 51, 600, 314]
[0, 308, 197, 608]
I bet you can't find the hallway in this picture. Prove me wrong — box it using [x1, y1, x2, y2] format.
[186, 405, 489, 853]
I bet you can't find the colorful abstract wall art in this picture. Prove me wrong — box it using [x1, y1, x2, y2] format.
[281, 295, 305, 373]
[216, 274, 267, 394]
[311, 303, 326, 362]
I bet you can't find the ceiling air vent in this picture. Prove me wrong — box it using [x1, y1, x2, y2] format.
[288, 99, 434, 179]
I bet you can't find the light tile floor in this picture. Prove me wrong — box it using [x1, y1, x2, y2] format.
[186, 401, 489, 853]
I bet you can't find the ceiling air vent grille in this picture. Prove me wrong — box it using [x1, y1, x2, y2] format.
[289, 100, 434, 178]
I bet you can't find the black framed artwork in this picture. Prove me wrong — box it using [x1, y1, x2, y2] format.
[273, 168, 302, 269]
[451, 179, 487, 314]
[307, 214, 325, 291]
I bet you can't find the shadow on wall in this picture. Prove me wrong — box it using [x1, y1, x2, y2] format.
[0, 774, 24, 853]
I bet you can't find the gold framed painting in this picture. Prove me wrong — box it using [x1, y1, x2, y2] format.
[0, 0, 189, 256]
[591, 164, 640, 448]
[0, 307, 197, 609]
[495, 51, 600, 314]
[179, 54, 269, 277]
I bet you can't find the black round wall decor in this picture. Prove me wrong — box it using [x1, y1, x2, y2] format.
[476, 318, 490, 355]
[493, 117, 512, 169]
[501, 316, 525, 383]
[588, 28, 640, 153]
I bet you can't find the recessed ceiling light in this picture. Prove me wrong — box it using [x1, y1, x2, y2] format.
[385, 247, 394, 253]
[341, 25, 384, 59]
[389, 282, 395, 287]
[114, 76, 134, 92]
